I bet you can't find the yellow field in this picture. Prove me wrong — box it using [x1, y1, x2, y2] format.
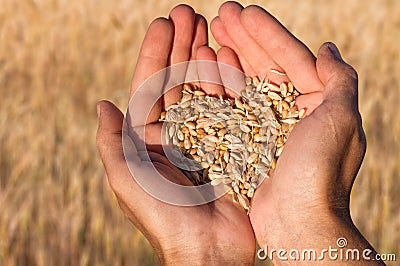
[0, 0, 399, 265]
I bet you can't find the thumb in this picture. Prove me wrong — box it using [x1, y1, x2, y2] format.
[316, 42, 358, 104]
[96, 100, 127, 188]
[316, 43, 366, 192]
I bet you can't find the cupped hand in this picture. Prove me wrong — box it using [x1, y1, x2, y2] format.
[97, 5, 255, 265]
[211, 3, 381, 262]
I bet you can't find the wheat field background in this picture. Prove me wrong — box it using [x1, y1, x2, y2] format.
[0, 0, 399, 265]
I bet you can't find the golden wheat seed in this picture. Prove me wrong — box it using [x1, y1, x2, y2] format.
[160, 78, 305, 213]
[298, 108, 306, 119]
[194, 90, 206, 96]
[270, 69, 287, 76]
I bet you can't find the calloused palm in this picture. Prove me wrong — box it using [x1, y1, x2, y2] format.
[211, 2, 368, 250]
[97, 4, 255, 264]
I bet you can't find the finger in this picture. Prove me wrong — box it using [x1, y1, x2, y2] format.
[295, 92, 323, 115]
[186, 14, 208, 86]
[96, 101, 177, 210]
[168, 5, 196, 64]
[131, 18, 173, 97]
[317, 42, 365, 187]
[317, 42, 358, 103]
[164, 5, 196, 108]
[190, 14, 208, 60]
[196, 46, 225, 97]
[218, 2, 287, 82]
[96, 101, 138, 195]
[316, 42, 360, 126]
[130, 18, 174, 124]
[216, 46, 245, 99]
[143, 123, 163, 154]
[210, 16, 257, 77]
[240, 5, 324, 93]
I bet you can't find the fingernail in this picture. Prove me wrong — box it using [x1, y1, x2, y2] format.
[97, 102, 101, 118]
[327, 42, 342, 60]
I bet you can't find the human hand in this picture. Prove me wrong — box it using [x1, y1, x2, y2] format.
[212, 2, 383, 264]
[96, 5, 255, 265]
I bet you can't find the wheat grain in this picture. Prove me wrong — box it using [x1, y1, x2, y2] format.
[160, 78, 305, 212]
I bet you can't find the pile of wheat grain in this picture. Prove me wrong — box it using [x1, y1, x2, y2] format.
[160, 77, 305, 212]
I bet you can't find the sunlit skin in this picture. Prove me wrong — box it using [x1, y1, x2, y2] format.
[96, 2, 384, 265]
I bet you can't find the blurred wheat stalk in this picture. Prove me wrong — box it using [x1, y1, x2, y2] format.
[0, 0, 399, 265]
